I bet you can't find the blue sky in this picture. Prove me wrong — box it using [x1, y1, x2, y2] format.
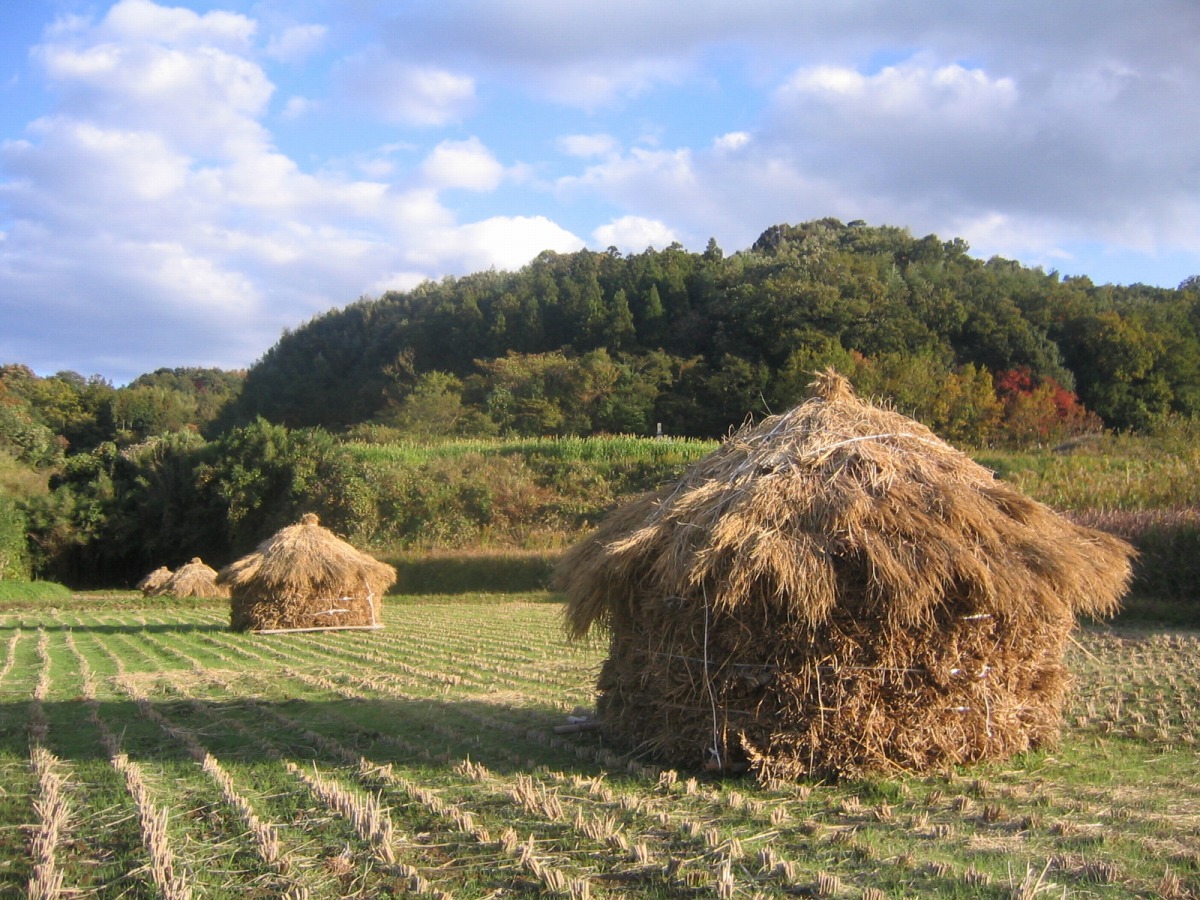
[2, 0, 1199, 385]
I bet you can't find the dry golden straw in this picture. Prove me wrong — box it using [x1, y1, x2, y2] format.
[557, 370, 1135, 781]
[164, 558, 229, 599]
[219, 513, 396, 632]
[136, 566, 173, 597]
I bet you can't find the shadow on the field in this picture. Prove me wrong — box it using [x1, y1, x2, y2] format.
[37, 622, 228, 636]
[0, 692, 625, 778]
[386, 549, 560, 594]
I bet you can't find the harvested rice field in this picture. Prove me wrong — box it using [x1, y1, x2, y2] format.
[1, 594, 1198, 899]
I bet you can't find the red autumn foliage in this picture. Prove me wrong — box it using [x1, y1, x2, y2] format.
[994, 368, 1103, 446]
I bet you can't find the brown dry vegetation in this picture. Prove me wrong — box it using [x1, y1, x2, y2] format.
[165, 558, 228, 601]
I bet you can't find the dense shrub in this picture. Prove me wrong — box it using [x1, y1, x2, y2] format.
[200, 418, 377, 552]
[0, 492, 29, 579]
[371, 453, 577, 548]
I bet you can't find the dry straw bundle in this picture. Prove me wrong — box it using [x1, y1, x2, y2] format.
[136, 566, 173, 597]
[557, 371, 1135, 781]
[219, 513, 396, 632]
[164, 558, 229, 599]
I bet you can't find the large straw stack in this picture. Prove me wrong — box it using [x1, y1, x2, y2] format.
[165, 558, 229, 599]
[219, 513, 396, 632]
[557, 371, 1135, 781]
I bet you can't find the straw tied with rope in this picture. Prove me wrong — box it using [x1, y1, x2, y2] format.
[219, 513, 397, 633]
[555, 370, 1134, 781]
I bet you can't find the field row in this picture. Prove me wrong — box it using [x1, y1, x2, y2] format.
[1, 598, 1198, 898]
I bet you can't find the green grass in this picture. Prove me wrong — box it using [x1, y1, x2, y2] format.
[1, 592, 1198, 898]
[348, 431, 1199, 514]
[975, 435, 1200, 511]
[0, 579, 72, 605]
[346, 433, 718, 467]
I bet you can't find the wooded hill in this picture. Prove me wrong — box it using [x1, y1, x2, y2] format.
[223, 218, 1200, 442]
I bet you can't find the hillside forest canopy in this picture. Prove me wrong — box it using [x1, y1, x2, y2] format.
[4, 218, 1200, 587]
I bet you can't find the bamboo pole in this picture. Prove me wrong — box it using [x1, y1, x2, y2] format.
[253, 624, 384, 635]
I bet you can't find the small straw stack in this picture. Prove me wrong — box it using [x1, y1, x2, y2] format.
[164, 558, 229, 599]
[136, 566, 173, 597]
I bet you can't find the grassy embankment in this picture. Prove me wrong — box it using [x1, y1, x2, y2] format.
[0, 580, 71, 605]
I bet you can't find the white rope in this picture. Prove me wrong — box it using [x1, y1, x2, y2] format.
[701, 584, 722, 771]
[304, 579, 378, 626]
[805, 431, 948, 456]
[643, 650, 991, 678]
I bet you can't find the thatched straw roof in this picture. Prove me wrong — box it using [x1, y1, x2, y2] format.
[136, 566, 173, 597]
[556, 370, 1134, 780]
[219, 513, 397, 632]
[165, 558, 229, 599]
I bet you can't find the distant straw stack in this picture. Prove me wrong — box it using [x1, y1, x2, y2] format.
[219, 513, 396, 632]
[136, 566, 173, 597]
[556, 370, 1135, 781]
[164, 558, 229, 599]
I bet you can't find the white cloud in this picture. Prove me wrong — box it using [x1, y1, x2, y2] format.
[557, 133, 619, 158]
[337, 50, 474, 126]
[760, 54, 1200, 253]
[362, 0, 1200, 266]
[421, 137, 504, 191]
[558, 147, 720, 238]
[559, 139, 849, 254]
[265, 23, 326, 63]
[356, 156, 393, 179]
[372, 0, 739, 106]
[0, 227, 265, 379]
[944, 211, 1072, 265]
[713, 131, 749, 152]
[0, 2, 588, 383]
[33, 38, 275, 161]
[5, 118, 188, 207]
[366, 270, 431, 296]
[785, 65, 861, 97]
[98, 0, 256, 49]
[562, 146, 697, 198]
[136, 240, 262, 314]
[777, 62, 1018, 130]
[379, 188, 455, 236]
[280, 95, 315, 119]
[5, 0, 1200, 382]
[532, 58, 686, 109]
[448, 216, 584, 271]
[593, 216, 678, 252]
